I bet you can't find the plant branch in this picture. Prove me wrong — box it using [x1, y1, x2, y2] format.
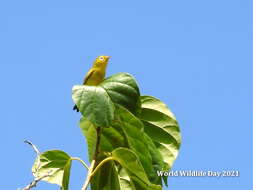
[94, 127, 102, 159]
[81, 127, 102, 190]
[20, 173, 50, 190]
[24, 140, 40, 156]
[24, 140, 41, 174]
[81, 159, 96, 190]
[71, 157, 89, 170]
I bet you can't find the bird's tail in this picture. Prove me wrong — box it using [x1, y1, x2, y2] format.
[73, 104, 79, 112]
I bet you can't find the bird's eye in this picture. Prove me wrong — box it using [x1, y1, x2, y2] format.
[99, 56, 104, 60]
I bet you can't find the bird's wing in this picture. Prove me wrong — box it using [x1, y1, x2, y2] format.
[83, 69, 95, 84]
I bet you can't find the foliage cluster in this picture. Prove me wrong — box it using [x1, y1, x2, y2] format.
[30, 73, 181, 190]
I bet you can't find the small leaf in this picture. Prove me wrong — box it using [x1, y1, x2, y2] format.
[100, 73, 140, 114]
[32, 150, 72, 190]
[72, 85, 115, 127]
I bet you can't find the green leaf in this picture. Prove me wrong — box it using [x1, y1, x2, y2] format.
[72, 85, 115, 127]
[118, 168, 137, 190]
[115, 106, 158, 184]
[140, 95, 176, 120]
[100, 73, 140, 114]
[32, 150, 72, 190]
[119, 178, 136, 190]
[143, 134, 164, 185]
[139, 96, 181, 185]
[79, 117, 127, 162]
[62, 160, 72, 190]
[111, 148, 162, 190]
[79, 118, 97, 162]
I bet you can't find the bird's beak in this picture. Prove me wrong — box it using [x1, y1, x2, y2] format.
[105, 56, 111, 60]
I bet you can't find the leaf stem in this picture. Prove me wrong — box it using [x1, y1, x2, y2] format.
[90, 157, 116, 177]
[71, 157, 89, 170]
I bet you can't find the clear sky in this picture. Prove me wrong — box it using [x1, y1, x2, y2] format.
[1, 0, 252, 189]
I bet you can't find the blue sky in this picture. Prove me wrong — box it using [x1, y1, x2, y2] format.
[1, 0, 252, 189]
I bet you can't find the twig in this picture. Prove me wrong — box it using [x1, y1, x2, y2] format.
[94, 127, 102, 159]
[81, 127, 102, 190]
[81, 160, 96, 190]
[20, 141, 52, 190]
[21, 173, 50, 190]
[24, 140, 41, 174]
[24, 140, 40, 156]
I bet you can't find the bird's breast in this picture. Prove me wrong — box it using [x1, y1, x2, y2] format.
[86, 70, 105, 86]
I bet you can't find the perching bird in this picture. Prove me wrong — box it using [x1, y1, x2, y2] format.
[73, 55, 111, 112]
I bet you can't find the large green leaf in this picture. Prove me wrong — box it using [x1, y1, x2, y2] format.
[115, 106, 159, 184]
[143, 133, 164, 185]
[32, 150, 72, 190]
[79, 118, 98, 162]
[140, 95, 176, 120]
[111, 148, 162, 190]
[139, 96, 181, 185]
[72, 85, 115, 127]
[100, 73, 140, 114]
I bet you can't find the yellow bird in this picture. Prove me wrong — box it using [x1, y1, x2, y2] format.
[73, 55, 111, 112]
